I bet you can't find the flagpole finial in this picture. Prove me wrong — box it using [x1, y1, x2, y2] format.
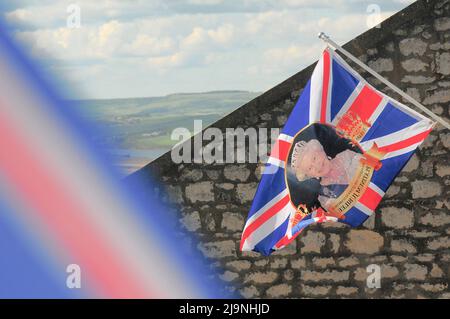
[318, 32, 329, 40]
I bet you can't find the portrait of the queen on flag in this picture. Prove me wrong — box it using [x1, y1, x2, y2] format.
[241, 47, 436, 256]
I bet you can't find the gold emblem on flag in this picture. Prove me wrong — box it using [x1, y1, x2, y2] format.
[336, 111, 371, 142]
[291, 204, 309, 227]
[327, 142, 387, 216]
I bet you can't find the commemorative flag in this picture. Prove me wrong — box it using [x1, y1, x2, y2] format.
[240, 47, 435, 256]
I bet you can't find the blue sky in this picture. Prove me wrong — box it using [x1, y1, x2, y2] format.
[2, 0, 414, 99]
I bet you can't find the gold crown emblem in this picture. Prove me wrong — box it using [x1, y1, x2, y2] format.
[291, 204, 309, 227]
[336, 111, 371, 142]
[360, 142, 387, 170]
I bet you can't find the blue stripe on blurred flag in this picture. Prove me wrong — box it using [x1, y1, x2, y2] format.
[0, 195, 85, 298]
[0, 17, 228, 298]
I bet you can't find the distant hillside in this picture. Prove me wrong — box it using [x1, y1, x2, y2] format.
[71, 90, 261, 173]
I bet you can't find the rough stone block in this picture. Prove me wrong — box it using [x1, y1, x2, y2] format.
[337, 256, 360, 268]
[336, 286, 359, 296]
[404, 264, 428, 280]
[401, 75, 435, 84]
[166, 185, 184, 204]
[399, 38, 427, 56]
[328, 233, 341, 253]
[180, 168, 203, 182]
[180, 211, 201, 232]
[427, 237, 450, 250]
[268, 258, 287, 269]
[235, 183, 257, 203]
[368, 58, 394, 73]
[411, 180, 442, 198]
[381, 207, 414, 229]
[436, 164, 450, 176]
[266, 284, 292, 298]
[198, 240, 236, 258]
[403, 154, 420, 172]
[401, 58, 428, 72]
[423, 89, 450, 105]
[244, 271, 278, 284]
[300, 270, 350, 282]
[186, 182, 214, 203]
[226, 260, 251, 271]
[391, 239, 417, 253]
[301, 285, 331, 296]
[312, 257, 335, 269]
[420, 212, 450, 227]
[345, 230, 384, 254]
[290, 257, 307, 269]
[430, 264, 444, 277]
[437, 52, 450, 75]
[300, 231, 326, 253]
[434, 17, 450, 31]
[381, 264, 399, 278]
[223, 165, 251, 182]
[239, 285, 259, 298]
[221, 212, 245, 232]
[219, 271, 239, 282]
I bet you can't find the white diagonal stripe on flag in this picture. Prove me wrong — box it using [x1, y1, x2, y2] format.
[382, 141, 422, 160]
[278, 133, 294, 143]
[369, 182, 385, 197]
[324, 52, 333, 123]
[309, 55, 324, 123]
[242, 202, 295, 251]
[368, 97, 388, 125]
[331, 81, 365, 125]
[243, 188, 289, 229]
[354, 202, 373, 216]
[360, 121, 432, 151]
[267, 157, 286, 168]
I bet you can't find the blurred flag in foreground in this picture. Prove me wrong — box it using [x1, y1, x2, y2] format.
[241, 47, 435, 256]
[0, 22, 223, 298]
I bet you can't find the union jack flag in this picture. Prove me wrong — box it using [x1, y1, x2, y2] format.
[240, 47, 435, 256]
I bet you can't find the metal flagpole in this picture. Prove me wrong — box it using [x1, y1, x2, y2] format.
[318, 32, 450, 130]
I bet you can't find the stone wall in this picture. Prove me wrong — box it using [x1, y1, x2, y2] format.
[129, 0, 450, 298]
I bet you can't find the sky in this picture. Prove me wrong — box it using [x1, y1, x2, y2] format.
[1, 0, 415, 100]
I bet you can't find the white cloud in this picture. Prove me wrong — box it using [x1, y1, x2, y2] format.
[188, 0, 225, 5]
[4, 0, 413, 99]
[182, 27, 208, 48]
[207, 24, 235, 45]
[5, 8, 33, 24]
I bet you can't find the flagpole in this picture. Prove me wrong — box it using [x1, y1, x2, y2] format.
[318, 32, 450, 130]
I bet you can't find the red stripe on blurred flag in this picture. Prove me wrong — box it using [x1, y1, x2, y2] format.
[0, 105, 152, 298]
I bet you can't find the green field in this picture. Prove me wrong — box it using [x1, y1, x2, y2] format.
[71, 90, 260, 172]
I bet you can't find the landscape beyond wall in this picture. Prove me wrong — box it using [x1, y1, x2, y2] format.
[129, 0, 450, 298]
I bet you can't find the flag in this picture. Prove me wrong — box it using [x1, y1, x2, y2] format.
[241, 47, 435, 256]
[0, 20, 223, 298]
